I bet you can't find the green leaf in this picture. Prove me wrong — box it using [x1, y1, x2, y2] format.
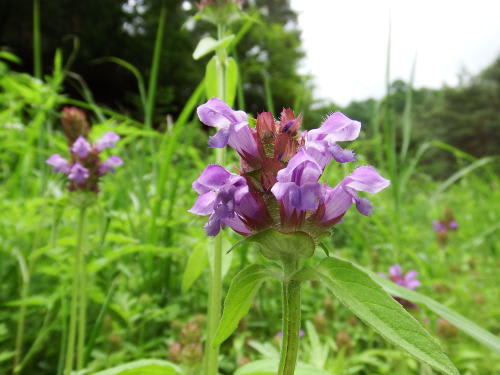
[182, 243, 208, 293]
[91, 359, 183, 375]
[370, 271, 500, 354]
[235, 359, 331, 375]
[317, 257, 459, 375]
[193, 35, 235, 60]
[213, 264, 274, 347]
[231, 229, 315, 261]
[225, 57, 238, 106]
[205, 56, 218, 99]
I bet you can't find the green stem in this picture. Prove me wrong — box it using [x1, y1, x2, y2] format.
[203, 23, 227, 375]
[278, 259, 301, 375]
[64, 205, 87, 375]
[76, 205, 88, 371]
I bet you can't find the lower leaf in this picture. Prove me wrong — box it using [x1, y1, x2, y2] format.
[317, 256, 459, 375]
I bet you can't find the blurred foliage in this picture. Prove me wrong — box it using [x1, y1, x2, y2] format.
[0, 0, 311, 124]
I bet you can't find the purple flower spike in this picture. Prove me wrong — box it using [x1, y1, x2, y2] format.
[71, 136, 92, 158]
[68, 163, 89, 184]
[197, 98, 260, 161]
[306, 112, 361, 164]
[46, 154, 70, 174]
[95, 132, 120, 152]
[99, 155, 123, 175]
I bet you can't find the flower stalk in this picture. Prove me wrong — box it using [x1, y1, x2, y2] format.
[64, 204, 88, 375]
[278, 258, 301, 375]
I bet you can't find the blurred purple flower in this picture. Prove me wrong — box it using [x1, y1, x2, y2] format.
[381, 264, 421, 308]
[46, 154, 70, 174]
[68, 163, 89, 184]
[99, 156, 123, 175]
[70, 136, 92, 159]
[95, 132, 120, 152]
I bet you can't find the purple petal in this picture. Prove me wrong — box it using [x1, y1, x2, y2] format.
[222, 215, 252, 236]
[405, 279, 421, 290]
[192, 165, 232, 194]
[205, 213, 222, 236]
[208, 127, 231, 148]
[68, 163, 89, 184]
[228, 122, 259, 158]
[99, 155, 123, 175]
[271, 182, 297, 201]
[46, 154, 70, 174]
[290, 182, 322, 210]
[344, 166, 390, 193]
[189, 191, 217, 216]
[329, 143, 356, 163]
[277, 149, 322, 184]
[197, 98, 247, 129]
[389, 265, 402, 278]
[314, 112, 361, 142]
[71, 136, 92, 158]
[354, 196, 372, 216]
[321, 185, 354, 222]
[449, 220, 458, 230]
[95, 132, 120, 151]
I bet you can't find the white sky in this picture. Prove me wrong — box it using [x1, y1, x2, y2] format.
[290, 0, 500, 106]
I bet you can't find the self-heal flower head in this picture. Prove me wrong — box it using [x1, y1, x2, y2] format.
[433, 208, 458, 246]
[191, 99, 389, 246]
[46, 154, 71, 174]
[95, 132, 120, 152]
[46, 116, 123, 193]
[71, 136, 92, 159]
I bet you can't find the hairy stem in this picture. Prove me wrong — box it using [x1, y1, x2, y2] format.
[278, 259, 301, 375]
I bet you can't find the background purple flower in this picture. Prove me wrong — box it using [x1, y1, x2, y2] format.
[99, 156, 123, 175]
[95, 132, 120, 151]
[46, 154, 70, 174]
[71, 136, 92, 158]
[68, 163, 90, 184]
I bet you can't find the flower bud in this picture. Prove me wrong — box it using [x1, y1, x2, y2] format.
[167, 341, 183, 363]
[61, 107, 89, 144]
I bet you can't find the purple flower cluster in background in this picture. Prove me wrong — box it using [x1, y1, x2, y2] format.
[47, 129, 122, 192]
[381, 264, 421, 308]
[432, 208, 458, 245]
[189, 98, 390, 237]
